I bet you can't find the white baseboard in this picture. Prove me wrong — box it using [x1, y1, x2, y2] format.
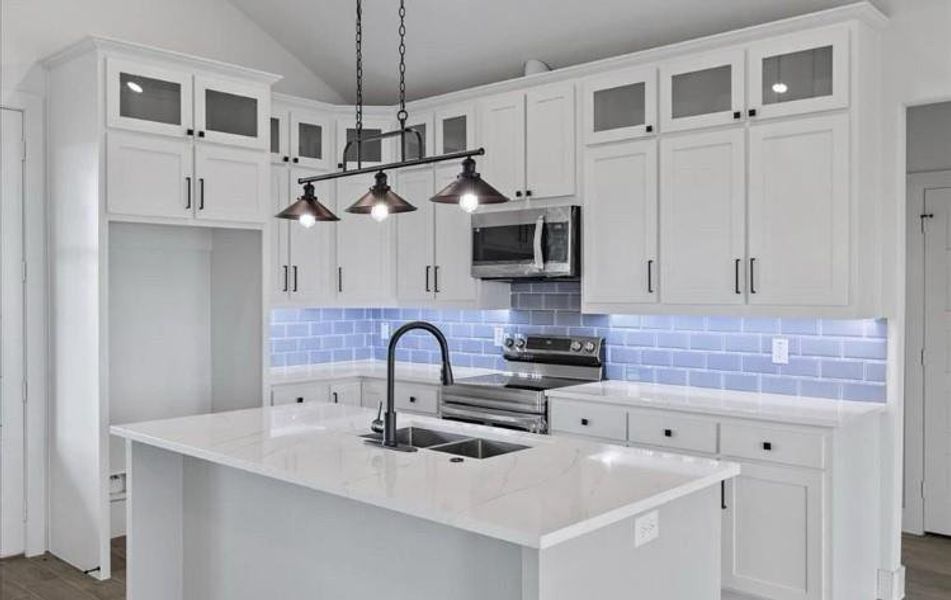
[878, 565, 906, 600]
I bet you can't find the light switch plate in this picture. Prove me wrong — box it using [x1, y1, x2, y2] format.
[380, 322, 390, 341]
[494, 327, 506, 347]
[771, 337, 789, 365]
[634, 510, 659, 547]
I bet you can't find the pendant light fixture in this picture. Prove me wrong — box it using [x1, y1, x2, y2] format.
[275, 182, 340, 226]
[275, 0, 509, 226]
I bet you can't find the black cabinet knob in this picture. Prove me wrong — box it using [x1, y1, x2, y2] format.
[282, 156, 290, 162]
[296, 397, 304, 403]
[409, 396, 416, 403]
[198, 130, 205, 138]
[762, 441, 772, 451]
[292, 157, 299, 163]
[733, 111, 742, 119]
[525, 190, 532, 197]
[186, 128, 195, 136]
[580, 418, 589, 426]
[515, 190, 523, 198]
[646, 125, 654, 133]
[664, 428, 673, 438]
[748, 108, 757, 117]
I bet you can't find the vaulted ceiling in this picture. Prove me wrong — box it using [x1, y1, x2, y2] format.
[230, 0, 887, 104]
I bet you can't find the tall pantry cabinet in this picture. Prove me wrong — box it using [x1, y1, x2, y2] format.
[44, 38, 276, 580]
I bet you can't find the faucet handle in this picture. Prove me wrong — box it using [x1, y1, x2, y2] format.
[371, 402, 384, 434]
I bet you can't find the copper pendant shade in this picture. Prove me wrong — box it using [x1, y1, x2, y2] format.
[275, 182, 340, 223]
[346, 171, 417, 215]
[430, 157, 510, 206]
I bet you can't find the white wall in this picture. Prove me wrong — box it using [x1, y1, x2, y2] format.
[0, 0, 344, 102]
[907, 101, 951, 173]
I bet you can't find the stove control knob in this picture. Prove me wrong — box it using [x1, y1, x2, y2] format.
[504, 337, 515, 348]
[570, 340, 582, 352]
[515, 338, 527, 349]
[583, 341, 597, 353]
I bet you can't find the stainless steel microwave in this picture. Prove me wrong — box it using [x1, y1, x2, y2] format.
[471, 206, 580, 280]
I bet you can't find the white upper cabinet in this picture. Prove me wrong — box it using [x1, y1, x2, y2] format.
[660, 49, 745, 133]
[194, 144, 269, 223]
[335, 174, 395, 304]
[583, 66, 657, 144]
[336, 116, 394, 169]
[106, 131, 194, 220]
[194, 76, 270, 149]
[747, 26, 850, 121]
[583, 139, 658, 307]
[479, 91, 527, 200]
[660, 129, 746, 305]
[526, 82, 576, 199]
[433, 165, 477, 303]
[287, 170, 337, 304]
[107, 59, 193, 138]
[395, 168, 437, 302]
[434, 104, 476, 155]
[270, 166, 291, 301]
[399, 112, 434, 161]
[290, 109, 333, 170]
[747, 113, 850, 307]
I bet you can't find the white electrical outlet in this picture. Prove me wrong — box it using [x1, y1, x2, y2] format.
[380, 322, 390, 340]
[634, 510, 659, 547]
[494, 327, 506, 347]
[772, 337, 789, 365]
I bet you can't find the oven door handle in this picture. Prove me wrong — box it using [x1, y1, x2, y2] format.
[441, 393, 545, 414]
[532, 214, 545, 270]
[440, 404, 546, 432]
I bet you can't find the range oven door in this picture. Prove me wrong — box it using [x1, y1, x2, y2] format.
[440, 403, 548, 434]
[471, 206, 579, 279]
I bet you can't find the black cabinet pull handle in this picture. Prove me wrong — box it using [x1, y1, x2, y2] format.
[425, 265, 431, 292]
[734, 258, 742, 294]
[199, 178, 205, 210]
[748, 108, 757, 117]
[580, 418, 589, 426]
[434, 266, 440, 293]
[292, 157, 299, 163]
[296, 397, 304, 404]
[749, 258, 757, 294]
[647, 259, 655, 294]
[337, 267, 343, 292]
[332, 392, 338, 404]
[515, 190, 523, 198]
[292, 265, 298, 292]
[185, 176, 192, 209]
[721, 481, 727, 510]
[733, 111, 742, 119]
[664, 428, 673, 438]
[762, 441, 772, 451]
[282, 265, 289, 292]
[646, 124, 653, 133]
[198, 130, 205, 138]
[186, 128, 195, 136]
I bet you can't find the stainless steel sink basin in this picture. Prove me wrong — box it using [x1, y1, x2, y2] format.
[360, 426, 467, 449]
[361, 427, 530, 459]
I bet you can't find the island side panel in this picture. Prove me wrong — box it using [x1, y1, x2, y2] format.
[180, 456, 526, 600]
[534, 487, 721, 600]
[126, 441, 184, 600]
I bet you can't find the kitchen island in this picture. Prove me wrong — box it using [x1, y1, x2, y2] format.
[112, 403, 738, 600]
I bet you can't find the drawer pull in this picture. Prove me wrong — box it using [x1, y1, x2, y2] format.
[332, 392, 338, 404]
[581, 418, 589, 426]
[296, 397, 304, 404]
[762, 441, 772, 451]
[664, 428, 673, 438]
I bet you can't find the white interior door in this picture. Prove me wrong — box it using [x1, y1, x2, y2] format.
[923, 183, 951, 535]
[1, 107, 26, 557]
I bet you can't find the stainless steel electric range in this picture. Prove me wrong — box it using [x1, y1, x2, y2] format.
[440, 334, 604, 433]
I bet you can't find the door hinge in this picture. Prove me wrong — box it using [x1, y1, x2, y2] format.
[921, 212, 935, 233]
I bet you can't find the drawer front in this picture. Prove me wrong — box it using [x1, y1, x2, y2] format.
[394, 383, 439, 415]
[550, 400, 627, 442]
[628, 411, 718, 454]
[720, 422, 826, 469]
[271, 382, 329, 405]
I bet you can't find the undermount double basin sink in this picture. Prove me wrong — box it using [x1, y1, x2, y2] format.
[360, 426, 530, 460]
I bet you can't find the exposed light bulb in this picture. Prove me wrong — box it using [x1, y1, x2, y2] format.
[299, 213, 317, 228]
[126, 81, 144, 94]
[772, 82, 788, 94]
[371, 202, 390, 222]
[459, 193, 479, 213]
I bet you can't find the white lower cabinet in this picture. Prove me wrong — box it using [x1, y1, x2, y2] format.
[273, 378, 440, 416]
[329, 381, 362, 406]
[271, 381, 330, 405]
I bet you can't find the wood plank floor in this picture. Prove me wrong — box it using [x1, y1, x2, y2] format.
[2, 534, 949, 598]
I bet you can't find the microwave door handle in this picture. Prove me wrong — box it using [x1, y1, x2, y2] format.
[533, 215, 545, 270]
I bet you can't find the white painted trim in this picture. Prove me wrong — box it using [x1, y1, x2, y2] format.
[0, 90, 48, 557]
[877, 565, 906, 600]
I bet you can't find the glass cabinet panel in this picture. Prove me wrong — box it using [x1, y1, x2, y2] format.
[761, 46, 833, 106]
[205, 89, 258, 138]
[270, 117, 281, 154]
[442, 116, 467, 153]
[119, 72, 182, 126]
[593, 82, 645, 132]
[344, 128, 382, 163]
[298, 122, 323, 161]
[671, 65, 733, 119]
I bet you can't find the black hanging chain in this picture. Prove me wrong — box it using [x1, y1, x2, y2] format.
[397, 0, 408, 127]
[355, 0, 364, 166]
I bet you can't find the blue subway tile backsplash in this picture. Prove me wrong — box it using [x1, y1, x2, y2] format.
[270, 281, 888, 402]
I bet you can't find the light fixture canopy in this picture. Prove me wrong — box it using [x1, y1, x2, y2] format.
[275, 182, 340, 226]
[431, 157, 510, 210]
[346, 171, 417, 220]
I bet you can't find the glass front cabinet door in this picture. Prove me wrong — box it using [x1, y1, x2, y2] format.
[747, 26, 850, 120]
[195, 76, 270, 149]
[583, 66, 656, 145]
[290, 110, 333, 170]
[660, 49, 745, 132]
[106, 59, 192, 137]
[398, 112, 434, 162]
[434, 105, 476, 155]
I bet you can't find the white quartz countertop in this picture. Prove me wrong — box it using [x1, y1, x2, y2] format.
[111, 404, 738, 549]
[269, 360, 496, 386]
[547, 380, 886, 428]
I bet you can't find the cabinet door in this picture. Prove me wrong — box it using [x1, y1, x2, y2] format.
[583, 66, 657, 144]
[434, 164, 477, 303]
[194, 144, 269, 223]
[526, 82, 576, 199]
[271, 382, 330, 405]
[195, 76, 269, 149]
[329, 381, 362, 407]
[106, 59, 192, 138]
[582, 140, 658, 306]
[336, 117, 394, 169]
[435, 104, 476, 154]
[660, 50, 745, 132]
[335, 175, 395, 303]
[395, 168, 436, 302]
[722, 462, 824, 600]
[660, 129, 746, 305]
[106, 131, 194, 219]
[289, 169, 337, 304]
[290, 109, 333, 170]
[270, 111, 289, 164]
[748, 26, 849, 120]
[748, 114, 849, 306]
[271, 167, 291, 302]
[479, 92, 526, 199]
[398, 112, 433, 161]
